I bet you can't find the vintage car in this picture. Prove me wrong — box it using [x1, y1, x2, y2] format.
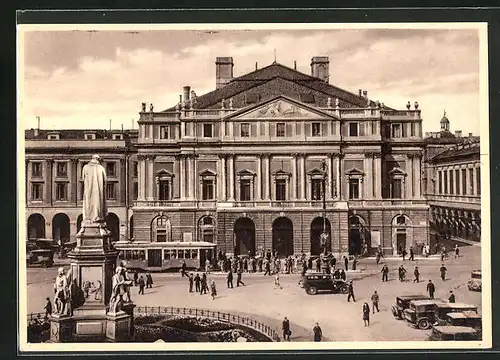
[467, 270, 482, 292]
[301, 272, 349, 295]
[444, 311, 482, 329]
[391, 295, 432, 320]
[428, 326, 480, 341]
[404, 300, 478, 330]
[26, 249, 54, 268]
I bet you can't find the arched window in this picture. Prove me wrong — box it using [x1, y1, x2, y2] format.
[152, 216, 171, 242]
[199, 215, 215, 243]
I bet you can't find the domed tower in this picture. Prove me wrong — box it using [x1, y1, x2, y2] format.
[440, 110, 450, 132]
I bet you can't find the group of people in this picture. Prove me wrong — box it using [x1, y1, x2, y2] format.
[281, 316, 323, 342]
[131, 271, 154, 295]
[187, 272, 218, 299]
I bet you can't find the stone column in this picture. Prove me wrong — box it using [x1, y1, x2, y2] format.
[291, 155, 297, 200]
[193, 155, 198, 200]
[45, 160, 53, 204]
[187, 156, 193, 199]
[414, 154, 422, 198]
[25, 159, 30, 202]
[338, 154, 345, 199]
[179, 156, 185, 199]
[256, 155, 262, 200]
[264, 155, 271, 200]
[374, 153, 382, 199]
[149, 123, 154, 139]
[139, 155, 147, 201]
[334, 154, 341, 200]
[300, 154, 306, 200]
[220, 155, 226, 201]
[406, 154, 414, 199]
[147, 155, 155, 201]
[228, 155, 235, 200]
[363, 153, 372, 199]
[327, 155, 333, 200]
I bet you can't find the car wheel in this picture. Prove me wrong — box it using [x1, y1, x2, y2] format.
[306, 286, 318, 295]
[418, 318, 431, 330]
[340, 285, 349, 294]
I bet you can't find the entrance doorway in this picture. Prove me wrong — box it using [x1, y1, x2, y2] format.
[310, 217, 332, 255]
[234, 217, 256, 256]
[348, 216, 364, 255]
[272, 217, 294, 257]
[27, 213, 45, 239]
[147, 249, 162, 267]
[396, 231, 407, 254]
[105, 213, 120, 242]
[52, 213, 70, 244]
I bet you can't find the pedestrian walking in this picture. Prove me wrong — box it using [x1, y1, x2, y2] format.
[376, 251, 381, 265]
[398, 265, 407, 282]
[188, 273, 194, 293]
[440, 264, 448, 281]
[138, 275, 145, 295]
[301, 261, 308, 277]
[236, 268, 245, 287]
[331, 255, 337, 269]
[194, 273, 201, 293]
[227, 270, 234, 289]
[44, 297, 52, 320]
[205, 259, 211, 274]
[363, 303, 370, 326]
[413, 266, 420, 283]
[347, 280, 356, 302]
[181, 260, 188, 277]
[402, 249, 407, 261]
[352, 256, 358, 271]
[274, 272, 282, 289]
[146, 272, 153, 289]
[371, 291, 380, 313]
[454, 244, 460, 259]
[340, 269, 347, 281]
[427, 279, 436, 299]
[313, 322, 322, 342]
[210, 279, 217, 300]
[133, 271, 138, 286]
[264, 259, 271, 276]
[344, 256, 349, 271]
[381, 264, 389, 282]
[200, 273, 208, 295]
[282, 317, 291, 341]
[448, 290, 456, 303]
[409, 247, 414, 261]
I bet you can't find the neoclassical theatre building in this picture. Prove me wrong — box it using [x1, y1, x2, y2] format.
[130, 56, 429, 261]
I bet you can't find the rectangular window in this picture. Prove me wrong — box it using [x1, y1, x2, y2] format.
[240, 179, 251, 201]
[476, 167, 481, 195]
[391, 123, 402, 138]
[31, 183, 43, 200]
[202, 179, 214, 200]
[157, 230, 166, 242]
[106, 162, 116, 177]
[163, 249, 171, 260]
[56, 162, 67, 177]
[311, 178, 322, 200]
[106, 183, 116, 200]
[133, 182, 138, 200]
[461, 169, 467, 195]
[160, 126, 169, 139]
[312, 123, 321, 137]
[276, 123, 285, 137]
[56, 183, 67, 201]
[31, 162, 42, 177]
[469, 168, 474, 195]
[443, 171, 448, 194]
[410, 122, 416, 137]
[276, 179, 286, 200]
[391, 179, 402, 199]
[455, 169, 460, 196]
[438, 170, 442, 194]
[349, 122, 359, 137]
[349, 179, 360, 199]
[159, 180, 171, 200]
[240, 123, 250, 137]
[449, 170, 454, 195]
[203, 123, 213, 138]
[133, 162, 138, 177]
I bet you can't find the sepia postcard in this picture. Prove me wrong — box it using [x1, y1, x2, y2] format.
[17, 22, 492, 352]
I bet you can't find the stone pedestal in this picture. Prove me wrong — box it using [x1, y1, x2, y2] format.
[106, 310, 133, 342]
[49, 315, 74, 343]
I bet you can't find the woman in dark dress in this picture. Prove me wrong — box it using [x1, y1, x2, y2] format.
[362, 302, 370, 327]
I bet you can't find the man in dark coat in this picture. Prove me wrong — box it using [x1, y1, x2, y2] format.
[347, 280, 356, 302]
[194, 273, 201, 293]
[200, 273, 208, 295]
[427, 279, 436, 299]
[181, 261, 187, 277]
[188, 273, 194, 293]
[227, 270, 234, 289]
[236, 268, 245, 287]
[440, 264, 448, 281]
[44, 297, 52, 320]
[146, 272, 153, 288]
[344, 256, 349, 271]
[409, 247, 415, 261]
[313, 323, 322, 342]
[282, 317, 291, 341]
[340, 269, 347, 281]
[413, 266, 420, 283]
[448, 290, 455, 303]
[398, 265, 407, 282]
[138, 275, 145, 295]
[133, 271, 138, 286]
[371, 290, 380, 313]
[381, 264, 389, 282]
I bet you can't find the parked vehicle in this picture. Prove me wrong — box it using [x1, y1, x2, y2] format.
[428, 326, 480, 341]
[301, 272, 349, 295]
[391, 295, 432, 320]
[404, 300, 478, 330]
[467, 270, 482, 292]
[27, 249, 54, 268]
[444, 311, 482, 339]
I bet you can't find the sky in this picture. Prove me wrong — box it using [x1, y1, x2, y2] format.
[19, 27, 482, 135]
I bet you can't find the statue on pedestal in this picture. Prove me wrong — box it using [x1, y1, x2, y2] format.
[53, 267, 72, 316]
[81, 154, 107, 226]
[108, 266, 133, 313]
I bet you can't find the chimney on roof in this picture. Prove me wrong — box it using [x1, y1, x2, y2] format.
[310, 56, 329, 83]
[294, 60, 297, 70]
[183, 86, 191, 103]
[362, 90, 368, 98]
[34, 116, 40, 136]
[358, 89, 362, 97]
[469, 132, 473, 137]
[455, 130, 462, 137]
[216, 57, 234, 89]
[255, 62, 258, 71]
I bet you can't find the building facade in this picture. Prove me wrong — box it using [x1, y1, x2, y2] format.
[25, 129, 138, 245]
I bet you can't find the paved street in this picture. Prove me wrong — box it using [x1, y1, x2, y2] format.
[26, 245, 482, 341]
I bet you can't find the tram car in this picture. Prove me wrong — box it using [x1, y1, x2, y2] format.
[115, 241, 217, 272]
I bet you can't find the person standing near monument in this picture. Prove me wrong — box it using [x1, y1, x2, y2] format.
[81, 154, 107, 225]
[313, 322, 322, 342]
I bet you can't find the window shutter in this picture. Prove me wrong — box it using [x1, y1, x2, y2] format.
[286, 123, 293, 136]
[359, 122, 365, 136]
[304, 122, 311, 137]
[321, 122, 327, 136]
[251, 123, 257, 137]
[270, 123, 276, 136]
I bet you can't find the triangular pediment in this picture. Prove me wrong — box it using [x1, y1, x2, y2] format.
[236, 169, 255, 177]
[272, 169, 291, 176]
[199, 169, 217, 177]
[388, 167, 406, 175]
[307, 168, 325, 176]
[345, 167, 365, 176]
[229, 96, 336, 120]
[156, 169, 174, 177]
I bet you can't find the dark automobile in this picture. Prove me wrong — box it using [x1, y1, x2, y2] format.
[444, 311, 482, 329]
[404, 300, 478, 330]
[391, 295, 432, 319]
[428, 326, 479, 341]
[301, 272, 349, 295]
[27, 249, 54, 267]
[467, 270, 482, 292]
